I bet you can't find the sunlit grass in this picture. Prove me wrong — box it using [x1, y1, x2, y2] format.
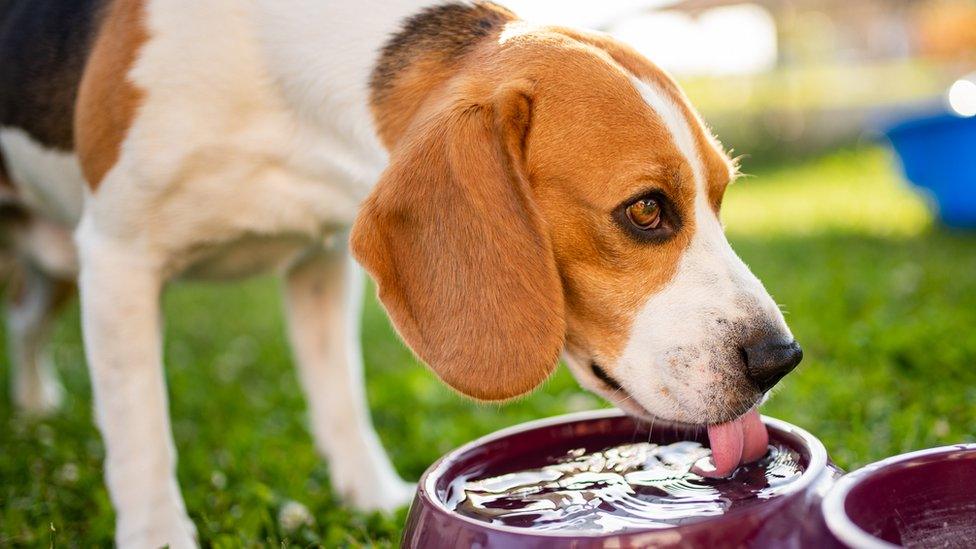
[681, 61, 946, 113]
[723, 147, 931, 238]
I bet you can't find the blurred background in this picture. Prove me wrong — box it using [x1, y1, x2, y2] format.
[509, 0, 976, 164]
[2, 0, 975, 546]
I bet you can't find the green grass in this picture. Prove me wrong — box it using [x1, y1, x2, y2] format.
[2, 146, 975, 546]
[681, 60, 946, 114]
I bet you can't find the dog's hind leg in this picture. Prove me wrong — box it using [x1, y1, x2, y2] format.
[6, 259, 74, 414]
[4, 219, 76, 415]
[283, 237, 414, 513]
[75, 221, 196, 549]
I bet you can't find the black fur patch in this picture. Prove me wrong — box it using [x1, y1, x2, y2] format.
[0, 0, 108, 151]
[370, 1, 515, 107]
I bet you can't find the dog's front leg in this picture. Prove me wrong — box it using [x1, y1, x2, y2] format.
[283, 239, 414, 513]
[77, 226, 196, 549]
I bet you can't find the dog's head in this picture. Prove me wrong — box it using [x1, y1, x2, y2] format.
[352, 22, 800, 426]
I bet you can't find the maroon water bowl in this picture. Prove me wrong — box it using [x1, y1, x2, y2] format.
[822, 443, 976, 548]
[402, 409, 841, 548]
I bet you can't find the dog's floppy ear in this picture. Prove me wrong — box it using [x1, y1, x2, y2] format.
[351, 83, 564, 400]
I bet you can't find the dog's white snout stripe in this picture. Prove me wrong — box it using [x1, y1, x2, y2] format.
[630, 78, 706, 194]
[610, 76, 790, 423]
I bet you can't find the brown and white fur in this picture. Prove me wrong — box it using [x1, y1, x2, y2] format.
[0, 1, 801, 546]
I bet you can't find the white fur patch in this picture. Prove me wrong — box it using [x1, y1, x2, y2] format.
[81, 0, 423, 278]
[0, 127, 85, 225]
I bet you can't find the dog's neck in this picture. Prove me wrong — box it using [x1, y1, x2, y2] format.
[367, 2, 517, 149]
[251, 1, 515, 178]
[250, 0, 424, 166]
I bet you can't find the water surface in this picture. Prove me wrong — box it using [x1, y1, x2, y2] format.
[447, 440, 803, 533]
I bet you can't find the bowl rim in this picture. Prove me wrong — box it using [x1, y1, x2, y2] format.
[821, 443, 976, 549]
[418, 408, 829, 538]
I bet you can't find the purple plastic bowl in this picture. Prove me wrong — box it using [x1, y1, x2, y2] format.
[402, 410, 842, 548]
[822, 443, 976, 549]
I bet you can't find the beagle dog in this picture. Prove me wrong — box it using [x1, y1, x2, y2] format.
[0, 0, 802, 546]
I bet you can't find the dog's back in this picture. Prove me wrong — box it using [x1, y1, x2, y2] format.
[0, 0, 106, 151]
[1, 0, 106, 227]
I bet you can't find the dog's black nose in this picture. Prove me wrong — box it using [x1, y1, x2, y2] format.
[743, 339, 803, 393]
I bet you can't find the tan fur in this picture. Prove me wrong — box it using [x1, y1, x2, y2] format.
[370, 2, 517, 148]
[359, 23, 735, 397]
[556, 28, 735, 211]
[352, 80, 565, 401]
[75, 0, 148, 190]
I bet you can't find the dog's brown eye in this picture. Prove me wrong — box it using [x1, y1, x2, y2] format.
[626, 198, 661, 230]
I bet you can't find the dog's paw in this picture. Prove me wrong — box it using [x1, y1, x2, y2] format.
[14, 363, 64, 416]
[343, 478, 416, 514]
[116, 508, 198, 549]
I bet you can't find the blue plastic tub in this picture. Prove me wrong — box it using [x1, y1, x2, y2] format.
[884, 113, 976, 228]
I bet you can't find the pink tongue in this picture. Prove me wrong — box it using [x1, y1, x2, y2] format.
[698, 409, 768, 478]
[704, 416, 744, 477]
[740, 409, 769, 462]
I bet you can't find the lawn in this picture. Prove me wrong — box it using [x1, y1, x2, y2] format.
[1, 146, 975, 547]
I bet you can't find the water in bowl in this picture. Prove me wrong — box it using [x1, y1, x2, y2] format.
[446, 440, 803, 533]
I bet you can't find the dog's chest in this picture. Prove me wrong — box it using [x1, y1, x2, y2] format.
[147, 148, 368, 280]
[176, 232, 324, 280]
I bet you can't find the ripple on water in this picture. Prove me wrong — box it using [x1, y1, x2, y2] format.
[448, 441, 804, 533]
